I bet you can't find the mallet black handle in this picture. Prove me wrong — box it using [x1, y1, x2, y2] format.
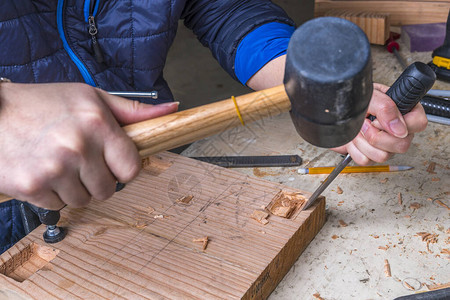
[385, 62, 436, 115]
[304, 62, 436, 211]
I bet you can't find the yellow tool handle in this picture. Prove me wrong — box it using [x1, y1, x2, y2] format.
[0, 85, 291, 203]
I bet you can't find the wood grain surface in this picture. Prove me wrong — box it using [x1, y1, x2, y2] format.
[0, 152, 325, 299]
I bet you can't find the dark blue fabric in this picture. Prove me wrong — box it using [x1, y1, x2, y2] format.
[0, 200, 26, 254]
[235, 22, 295, 85]
[182, 0, 295, 82]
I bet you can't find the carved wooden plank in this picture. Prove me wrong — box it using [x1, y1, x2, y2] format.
[0, 152, 325, 299]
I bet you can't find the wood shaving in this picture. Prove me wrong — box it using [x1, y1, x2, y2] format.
[313, 293, 324, 300]
[404, 280, 415, 291]
[435, 200, 450, 210]
[251, 210, 269, 225]
[409, 202, 422, 210]
[193, 236, 209, 251]
[417, 232, 439, 253]
[331, 235, 339, 239]
[371, 235, 380, 239]
[427, 197, 433, 202]
[426, 282, 450, 291]
[384, 259, 391, 277]
[175, 195, 194, 205]
[426, 162, 437, 174]
[336, 186, 343, 194]
[378, 246, 389, 251]
[267, 191, 306, 219]
[441, 249, 450, 255]
[337, 201, 344, 206]
[431, 177, 440, 181]
[380, 178, 388, 184]
[146, 206, 155, 214]
[154, 214, 166, 219]
[338, 220, 348, 227]
[398, 193, 403, 205]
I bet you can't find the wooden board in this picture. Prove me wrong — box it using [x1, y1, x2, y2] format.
[0, 152, 325, 299]
[315, 1, 450, 26]
[322, 10, 390, 45]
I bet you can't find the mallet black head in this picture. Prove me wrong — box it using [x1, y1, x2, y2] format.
[284, 17, 373, 148]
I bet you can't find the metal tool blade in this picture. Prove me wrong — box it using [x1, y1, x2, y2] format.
[302, 154, 353, 210]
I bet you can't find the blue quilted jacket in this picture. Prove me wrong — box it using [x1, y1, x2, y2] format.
[0, 0, 294, 253]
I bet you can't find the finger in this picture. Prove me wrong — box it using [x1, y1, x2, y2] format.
[25, 191, 66, 211]
[372, 103, 427, 134]
[80, 155, 117, 201]
[353, 129, 392, 163]
[362, 119, 414, 154]
[52, 176, 92, 208]
[367, 89, 408, 138]
[373, 83, 389, 94]
[402, 103, 428, 133]
[103, 123, 142, 184]
[345, 141, 371, 166]
[98, 90, 179, 125]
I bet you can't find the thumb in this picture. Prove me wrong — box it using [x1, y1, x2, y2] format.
[99, 92, 179, 125]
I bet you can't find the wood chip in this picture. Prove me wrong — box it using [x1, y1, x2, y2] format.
[193, 236, 209, 251]
[404, 280, 415, 291]
[431, 177, 440, 181]
[441, 249, 450, 255]
[267, 191, 306, 219]
[338, 220, 348, 227]
[154, 214, 165, 219]
[426, 162, 436, 174]
[313, 293, 324, 300]
[435, 200, 450, 210]
[331, 235, 339, 239]
[398, 193, 403, 205]
[336, 186, 343, 194]
[175, 195, 194, 205]
[378, 246, 389, 251]
[409, 202, 422, 210]
[251, 210, 269, 225]
[380, 178, 388, 184]
[426, 282, 450, 291]
[384, 259, 391, 277]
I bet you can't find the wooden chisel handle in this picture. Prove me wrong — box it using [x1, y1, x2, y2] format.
[0, 85, 291, 204]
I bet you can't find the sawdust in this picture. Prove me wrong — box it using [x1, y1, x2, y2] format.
[252, 168, 281, 177]
[384, 259, 391, 277]
[409, 202, 422, 210]
[176, 195, 194, 205]
[313, 293, 324, 300]
[426, 162, 437, 174]
[435, 200, 450, 210]
[338, 220, 348, 227]
[193, 236, 209, 251]
[426, 282, 450, 291]
[267, 191, 306, 219]
[251, 210, 269, 225]
[416, 232, 439, 253]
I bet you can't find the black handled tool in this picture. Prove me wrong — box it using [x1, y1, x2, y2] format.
[190, 155, 302, 168]
[302, 62, 436, 211]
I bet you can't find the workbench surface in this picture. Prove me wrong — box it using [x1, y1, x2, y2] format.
[182, 44, 450, 299]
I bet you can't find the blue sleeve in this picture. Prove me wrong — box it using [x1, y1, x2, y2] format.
[181, 0, 295, 82]
[235, 22, 294, 85]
